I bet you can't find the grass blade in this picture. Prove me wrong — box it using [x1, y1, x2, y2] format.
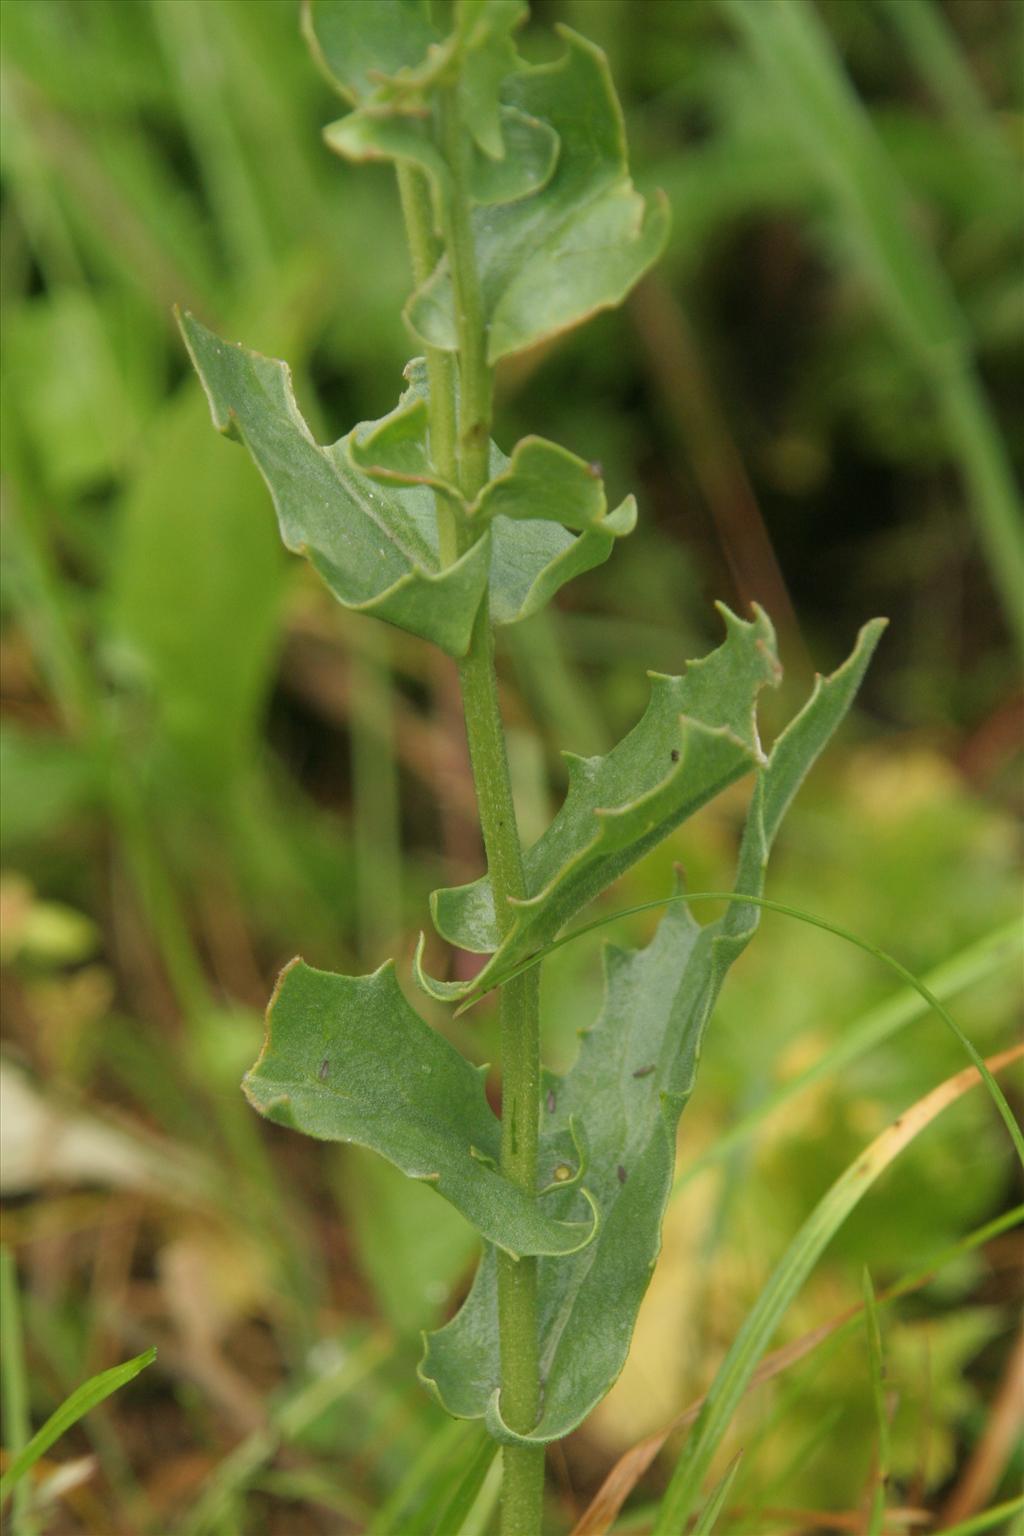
[467, 891, 1024, 1170]
[940, 1497, 1024, 1536]
[0, 1347, 156, 1508]
[720, 0, 1024, 647]
[572, 1201, 1022, 1536]
[691, 1451, 742, 1536]
[861, 1268, 889, 1536]
[649, 1043, 1023, 1532]
[674, 920, 1020, 1191]
[0, 1249, 35, 1536]
[431, 1438, 500, 1536]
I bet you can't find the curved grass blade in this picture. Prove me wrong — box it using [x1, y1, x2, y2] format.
[650, 1043, 1024, 1533]
[861, 1269, 889, 1536]
[572, 1203, 1024, 1535]
[458, 889, 1024, 1171]
[672, 920, 1021, 1192]
[721, 0, 1024, 647]
[429, 1437, 500, 1536]
[939, 1498, 1024, 1536]
[0, 1348, 157, 1507]
[691, 1452, 742, 1536]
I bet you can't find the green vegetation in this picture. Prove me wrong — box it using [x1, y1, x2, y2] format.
[1, 1, 1020, 1533]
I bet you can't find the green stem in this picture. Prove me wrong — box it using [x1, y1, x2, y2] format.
[398, 94, 545, 1535]
[0, 1249, 35, 1536]
[438, 93, 493, 504]
[395, 163, 462, 563]
[441, 91, 544, 1526]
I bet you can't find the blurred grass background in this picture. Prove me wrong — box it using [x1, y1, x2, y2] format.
[0, 0, 1021, 1531]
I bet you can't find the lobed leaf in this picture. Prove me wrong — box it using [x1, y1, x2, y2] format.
[405, 29, 670, 362]
[417, 606, 782, 1002]
[308, 2, 668, 361]
[243, 958, 597, 1260]
[419, 620, 885, 1441]
[306, 0, 553, 194]
[179, 316, 631, 651]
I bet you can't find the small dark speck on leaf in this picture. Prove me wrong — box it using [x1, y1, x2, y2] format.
[670, 749, 680, 763]
[546, 1090, 556, 1113]
[617, 1165, 627, 1184]
[318, 1059, 329, 1081]
[632, 1064, 655, 1079]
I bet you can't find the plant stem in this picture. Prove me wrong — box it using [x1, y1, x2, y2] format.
[0, 1249, 36, 1536]
[395, 163, 461, 563]
[398, 96, 546, 1534]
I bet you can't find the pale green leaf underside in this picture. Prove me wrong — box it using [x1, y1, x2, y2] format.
[179, 315, 630, 652]
[417, 605, 782, 1001]
[243, 959, 597, 1260]
[419, 619, 886, 1442]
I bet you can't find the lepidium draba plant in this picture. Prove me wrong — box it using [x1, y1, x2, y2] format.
[178, 3, 883, 1530]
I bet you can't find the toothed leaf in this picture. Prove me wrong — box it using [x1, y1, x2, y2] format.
[418, 607, 782, 1001]
[419, 621, 886, 1440]
[180, 319, 632, 649]
[347, 357, 635, 620]
[243, 958, 598, 1260]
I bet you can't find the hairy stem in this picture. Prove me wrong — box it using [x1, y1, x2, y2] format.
[399, 95, 545, 1535]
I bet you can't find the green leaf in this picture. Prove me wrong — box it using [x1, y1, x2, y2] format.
[416, 606, 783, 1003]
[472, 437, 630, 533]
[178, 310, 491, 658]
[418, 621, 884, 1442]
[0, 1348, 157, 1506]
[323, 102, 558, 210]
[243, 958, 597, 1260]
[309, 3, 668, 360]
[180, 320, 632, 650]
[405, 30, 670, 362]
[350, 372, 634, 531]
[302, 0, 439, 107]
[691, 1452, 743, 1536]
[307, 0, 535, 166]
